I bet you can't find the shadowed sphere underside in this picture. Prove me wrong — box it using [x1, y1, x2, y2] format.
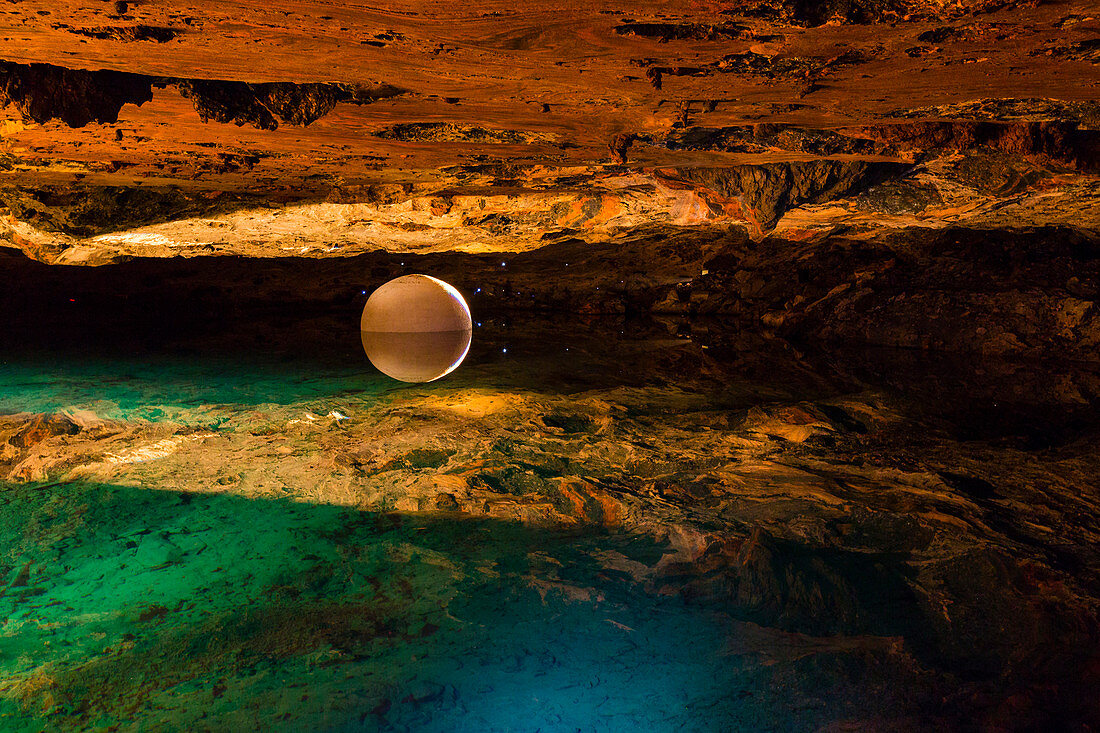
[360, 329, 473, 382]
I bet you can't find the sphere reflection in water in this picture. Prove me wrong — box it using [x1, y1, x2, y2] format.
[360, 274, 473, 382]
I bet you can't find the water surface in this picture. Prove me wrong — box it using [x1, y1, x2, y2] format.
[1, 313, 1098, 730]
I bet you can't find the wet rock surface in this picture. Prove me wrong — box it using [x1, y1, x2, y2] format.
[0, 314, 1098, 729]
[2, 0, 1100, 728]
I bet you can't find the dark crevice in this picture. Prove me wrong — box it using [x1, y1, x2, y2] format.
[52, 25, 183, 43]
[373, 123, 546, 144]
[0, 61, 154, 128]
[666, 120, 1100, 170]
[654, 160, 912, 232]
[0, 59, 407, 130]
[716, 0, 1046, 27]
[614, 21, 759, 42]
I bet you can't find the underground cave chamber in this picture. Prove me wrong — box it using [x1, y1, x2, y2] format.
[2, 2, 1100, 730]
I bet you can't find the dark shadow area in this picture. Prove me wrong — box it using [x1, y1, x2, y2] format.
[4, 237, 1100, 444]
[1, 479, 1096, 731]
[803, 344, 1100, 449]
[3, 223, 1099, 362]
[0, 59, 406, 130]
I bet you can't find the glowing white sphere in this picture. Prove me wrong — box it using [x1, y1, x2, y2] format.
[360, 274, 472, 382]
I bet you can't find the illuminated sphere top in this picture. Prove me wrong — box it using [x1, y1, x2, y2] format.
[360, 274, 473, 383]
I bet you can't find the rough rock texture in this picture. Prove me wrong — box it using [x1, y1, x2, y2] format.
[176, 79, 405, 131]
[653, 160, 911, 231]
[55, 25, 183, 43]
[668, 119, 1100, 169]
[2, 1, 1100, 728]
[717, 0, 1048, 27]
[0, 185, 269, 236]
[1, 312, 1099, 729]
[0, 60, 405, 130]
[1, 0, 1098, 260]
[0, 61, 154, 127]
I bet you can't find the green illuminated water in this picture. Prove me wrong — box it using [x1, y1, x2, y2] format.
[0, 483, 775, 731]
[2, 315, 1098, 730]
[0, 320, 785, 731]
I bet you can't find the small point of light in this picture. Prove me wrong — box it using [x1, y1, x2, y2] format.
[500, 261, 506, 267]
[68, 298, 76, 303]
[360, 290, 366, 295]
[476, 322, 482, 327]
[502, 348, 508, 353]
[476, 288, 482, 293]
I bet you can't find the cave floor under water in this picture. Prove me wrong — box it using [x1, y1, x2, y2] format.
[1, 314, 1098, 731]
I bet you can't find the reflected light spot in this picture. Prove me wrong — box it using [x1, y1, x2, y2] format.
[429, 392, 527, 418]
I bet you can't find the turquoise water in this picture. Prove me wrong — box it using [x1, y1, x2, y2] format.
[2, 315, 1097, 730]
[0, 319, 782, 731]
[0, 337, 387, 421]
[0, 483, 777, 732]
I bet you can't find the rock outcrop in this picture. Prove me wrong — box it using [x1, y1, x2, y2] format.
[0, 60, 405, 130]
[653, 160, 911, 232]
[0, 60, 154, 127]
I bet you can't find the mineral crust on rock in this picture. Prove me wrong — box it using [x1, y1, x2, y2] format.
[2, 0, 1100, 729]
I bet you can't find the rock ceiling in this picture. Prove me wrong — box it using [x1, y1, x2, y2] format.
[1, 0, 1098, 267]
[3, 6, 1100, 727]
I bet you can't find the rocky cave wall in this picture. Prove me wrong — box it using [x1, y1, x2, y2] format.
[2, 5, 1100, 729]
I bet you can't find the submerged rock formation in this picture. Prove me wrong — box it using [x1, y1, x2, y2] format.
[1, 0, 1099, 729]
[1, 310, 1098, 729]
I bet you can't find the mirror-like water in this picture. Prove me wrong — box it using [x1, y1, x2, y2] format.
[1, 314, 1098, 730]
